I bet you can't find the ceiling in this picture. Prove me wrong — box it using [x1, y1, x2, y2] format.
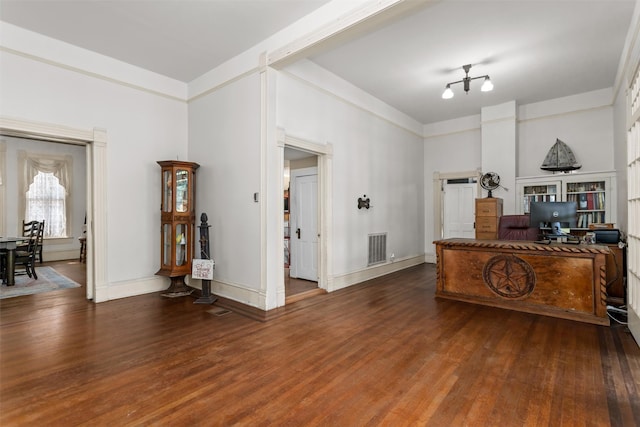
[0, 0, 635, 125]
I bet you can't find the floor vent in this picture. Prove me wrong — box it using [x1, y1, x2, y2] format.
[207, 307, 232, 317]
[368, 233, 387, 266]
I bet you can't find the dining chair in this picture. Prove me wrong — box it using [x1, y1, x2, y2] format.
[20, 220, 44, 264]
[14, 223, 40, 280]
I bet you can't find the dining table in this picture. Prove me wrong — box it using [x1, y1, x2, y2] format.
[0, 237, 27, 286]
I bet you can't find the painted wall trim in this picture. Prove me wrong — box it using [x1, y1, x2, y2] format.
[188, 67, 260, 103]
[0, 22, 186, 99]
[330, 255, 425, 292]
[268, 0, 427, 68]
[0, 47, 186, 103]
[97, 276, 167, 301]
[212, 278, 264, 309]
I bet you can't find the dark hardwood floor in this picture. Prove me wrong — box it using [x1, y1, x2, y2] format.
[1, 262, 639, 425]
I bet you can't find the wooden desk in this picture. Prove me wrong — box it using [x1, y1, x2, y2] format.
[434, 239, 609, 325]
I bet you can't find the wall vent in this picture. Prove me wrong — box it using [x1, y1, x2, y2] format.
[368, 233, 387, 266]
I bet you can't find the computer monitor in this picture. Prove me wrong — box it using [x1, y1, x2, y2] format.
[529, 201, 577, 235]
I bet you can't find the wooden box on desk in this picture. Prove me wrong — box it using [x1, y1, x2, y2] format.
[589, 223, 615, 230]
[475, 198, 503, 240]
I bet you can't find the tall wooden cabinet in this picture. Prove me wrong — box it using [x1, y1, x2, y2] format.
[156, 160, 199, 297]
[475, 198, 503, 240]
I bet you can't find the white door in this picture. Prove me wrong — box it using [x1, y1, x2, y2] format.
[443, 182, 477, 238]
[290, 171, 318, 281]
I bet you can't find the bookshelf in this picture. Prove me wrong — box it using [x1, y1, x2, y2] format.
[516, 171, 616, 230]
[519, 181, 561, 214]
[565, 180, 607, 228]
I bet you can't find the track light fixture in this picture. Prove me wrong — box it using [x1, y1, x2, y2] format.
[442, 64, 493, 99]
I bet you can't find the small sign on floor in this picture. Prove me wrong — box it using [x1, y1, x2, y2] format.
[192, 259, 214, 280]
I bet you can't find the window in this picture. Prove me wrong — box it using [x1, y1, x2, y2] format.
[25, 172, 67, 237]
[18, 151, 72, 238]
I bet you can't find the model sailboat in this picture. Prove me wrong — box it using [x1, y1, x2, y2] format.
[540, 138, 581, 172]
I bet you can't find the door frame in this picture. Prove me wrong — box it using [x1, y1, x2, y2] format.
[433, 169, 481, 240]
[277, 128, 332, 306]
[0, 116, 107, 302]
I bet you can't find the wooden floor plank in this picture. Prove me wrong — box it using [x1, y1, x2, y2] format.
[1, 262, 639, 425]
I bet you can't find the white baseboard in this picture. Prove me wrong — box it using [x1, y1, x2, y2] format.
[190, 277, 265, 309]
[95, 275, 168, 302]
[330, 254, 425, 292]
[425, 252, 436, 264]
[96, 255, 430, 309]
[42, 249, 80, 262]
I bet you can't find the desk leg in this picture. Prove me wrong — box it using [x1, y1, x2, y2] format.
[6, 248, 16, 286]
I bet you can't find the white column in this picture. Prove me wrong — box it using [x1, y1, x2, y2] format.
[481, 101, 517, 214]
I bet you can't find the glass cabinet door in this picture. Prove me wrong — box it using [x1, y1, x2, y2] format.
[163, 169, 172, 212]
[175, 169, 189, 213]
[162, 223, 172, 267]
[175, 223, 187, 266]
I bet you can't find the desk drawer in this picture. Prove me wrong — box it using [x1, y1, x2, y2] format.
[476, 216, 498, 232]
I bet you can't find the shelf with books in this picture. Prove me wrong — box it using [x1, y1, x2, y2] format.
[516, 171, 616, 229]
[517, 181, 561, 214]
[566, 191, 606, 209]
[565, 179, 609, 229]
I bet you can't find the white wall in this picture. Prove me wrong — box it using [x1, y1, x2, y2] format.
[188, 73, 263, 304]
[0, 25, 189, 298]
[424, 116, 482, 176]
[278, 61, 425, 279]
[518, 89, 614, 178]
[2, 137, 86, 260]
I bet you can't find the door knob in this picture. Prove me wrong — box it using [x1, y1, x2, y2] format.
[296, 228, 301, 239]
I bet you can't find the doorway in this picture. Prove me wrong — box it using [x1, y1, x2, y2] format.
[442, 178, 477, 238]
[0, 117, 106, 302]
[433, 170, 481, 241]
[1, 137, 88, 293]
[284, 147, 320, 302]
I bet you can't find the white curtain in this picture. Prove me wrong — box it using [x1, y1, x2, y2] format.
[25, 173, 67, 237]
[21, 155, 70, 196]
[18, 151, 73, 238]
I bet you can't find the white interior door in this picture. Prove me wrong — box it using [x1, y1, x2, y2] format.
[290, 169, 318, 281]
[443, 182, 477, 238]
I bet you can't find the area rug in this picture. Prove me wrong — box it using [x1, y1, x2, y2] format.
[0, 266, 81, 299]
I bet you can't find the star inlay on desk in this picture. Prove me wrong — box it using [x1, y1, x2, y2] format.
[482, 254, 536, 299]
